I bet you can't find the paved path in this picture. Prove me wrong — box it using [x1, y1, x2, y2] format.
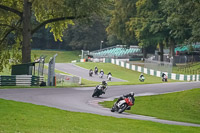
[55, 63, 127, 82]
[0, 82, 200, 127]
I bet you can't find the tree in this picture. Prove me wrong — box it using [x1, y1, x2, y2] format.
[160, 0, 200, 43]
[63, 15, 107, 51]
[0, 0, 109, 66]
[106, 0, 138, 46]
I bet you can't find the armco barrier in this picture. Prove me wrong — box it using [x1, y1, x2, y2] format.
[0, 75, 44, 86]
[111, 59, 200, 81]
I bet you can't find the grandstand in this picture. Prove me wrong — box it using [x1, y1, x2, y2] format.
[90, 45, 142, 58]
[175, 43, 200, 53]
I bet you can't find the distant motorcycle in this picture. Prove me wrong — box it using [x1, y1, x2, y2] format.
[94, 68, 98, 75]
[92, 85, 105, 97]
[89, 70, 93, 77]
[107, 74, 112, 81]
[139, 76, 145, 82]
[111, 98, 134, 113]
[162, 75, 168, 82]
[99, 72, 104, 78]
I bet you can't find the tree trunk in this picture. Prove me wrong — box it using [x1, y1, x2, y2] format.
[159, 43, 164, 62]
[169, 38, 176, 66]
[22, 0, 31, 63]
[143, 47, 147, 60]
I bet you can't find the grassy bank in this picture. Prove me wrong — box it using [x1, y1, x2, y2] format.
[32, 50, 81, 63]
[0, 50, 81, 76]
[173, 62, 200, 75]
[0, 99, 199, 133]
[100, 88, 200, 124]
[76, 62, 177, 85]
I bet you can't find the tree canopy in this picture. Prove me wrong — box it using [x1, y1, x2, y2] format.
[107, 0, 200, 61]
[0, 0, 200, 72]
[0, 0, 109, 71]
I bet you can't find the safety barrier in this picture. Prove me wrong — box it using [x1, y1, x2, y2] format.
[0, 75, 44, 86]
[55, 73, 81, 86]
[111, 59, 200, 81]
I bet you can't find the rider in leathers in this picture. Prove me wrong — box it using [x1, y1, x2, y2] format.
[116, 92, 135, 110]
[96, 81, 107, 94]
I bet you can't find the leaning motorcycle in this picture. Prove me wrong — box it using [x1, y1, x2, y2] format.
[111, 97, 133, 113]
[92, 85, 105, 97]
[99, 72, 104, 78]
[94, 68, 98, 75]
[162, 75, 168, 82]
[107, 74, 112, 81]
[139, 76, 145, 82]
[89, 70, 93, 77]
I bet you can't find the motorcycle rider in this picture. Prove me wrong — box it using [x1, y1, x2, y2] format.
[94, 66, 98, 74]
[96, 80, 107, 94]
[139, 73, 144, 78]
[139, 73, 145, 81]
[107, 71, 112, 77]
[162, 72, 167, 81]
[89, 69, 93, 76]
[99, 69, 104, 78]
[162, 72, 166, 78]
[116, 92, 135, 110]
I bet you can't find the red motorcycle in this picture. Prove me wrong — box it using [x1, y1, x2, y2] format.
[111, 97, 134, 113]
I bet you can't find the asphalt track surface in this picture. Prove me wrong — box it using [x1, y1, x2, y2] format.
[1, 83, 200, 127]
[0, 63, 200, 127]
[55, 63, 127, 82]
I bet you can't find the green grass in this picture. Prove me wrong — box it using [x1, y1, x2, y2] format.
[0, 99, 199, 133]
[54, 68, 99, 87]
[100, 88, 200, 124]
[173, 62, 200, 75]
[76, 62, 177, 85]
[32, 50, 81, 63]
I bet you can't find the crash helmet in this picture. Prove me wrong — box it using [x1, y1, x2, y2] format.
[102, 80, 107, 85]
[129, 92, 134, 96]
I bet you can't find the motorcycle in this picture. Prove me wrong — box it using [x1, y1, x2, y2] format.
[89, 70, 93, 77]
[139, 76, 145, 82]
[94, 68, 98, 75]
[111, 97, 133, 113]
[99, 72, 104, 78]
[162, 75, 168, 82]
[92, 85, 105, 97]
[107, 74, 112, 81]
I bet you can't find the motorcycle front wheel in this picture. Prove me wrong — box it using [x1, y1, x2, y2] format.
[92, 89, 98, 97]
[118, 103, 128, 113]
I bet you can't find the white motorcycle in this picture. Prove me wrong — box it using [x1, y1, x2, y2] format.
[139, 76, 145, 82]
[107, 74, 112, 81]
[99, 72, 104, 78]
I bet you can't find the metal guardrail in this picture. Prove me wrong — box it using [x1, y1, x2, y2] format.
[0, 75, 44, 86]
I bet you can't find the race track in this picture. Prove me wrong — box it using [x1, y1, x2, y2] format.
[55, 63, 127, 82]
[0, 82, 200, 127]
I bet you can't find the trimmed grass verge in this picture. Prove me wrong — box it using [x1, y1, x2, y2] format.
[76, 62, 178, 85]
[0, 99, 199, 133]
[100, 88, 200, 124]
[32, 50, 81, 63]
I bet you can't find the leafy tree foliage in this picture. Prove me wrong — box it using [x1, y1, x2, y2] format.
[107, 0, 200, 62]
[0, 0, 109, 72]
[106, 0, 138, 46]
